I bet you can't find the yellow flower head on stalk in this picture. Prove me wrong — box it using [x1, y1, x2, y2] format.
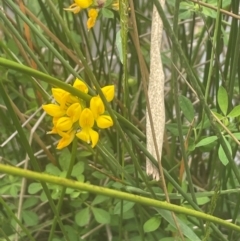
[43, 79, 114, 149]
[87, 9, 98, 30]
[43, 79, 87, 149]
[64, 0, 93, 14]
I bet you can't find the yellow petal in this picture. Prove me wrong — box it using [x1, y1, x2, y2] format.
[76, 127, 99, 148]
[73, 78, 88, 93]
[89, 128, 99, 147]
[57, 131, 75, 149]
[47, 126, 58, 134]
[96, 115, 113, 129]
[87, 9, 98, 30]
[56, 117, 73, 131]
[64, 3, 81, 14]
[101, 85, 114, 102]
[75, 0, 93, 9]
[88, 8, 98, 18]
[79, 108, 94, 128]
[90, 96, 104, 119]
[111, 1, 119, 11]
[76, 129, 88, 143]
[52, 88, 67, 104]
[42, 104, 65, 117]
[67, 102, 82, 122]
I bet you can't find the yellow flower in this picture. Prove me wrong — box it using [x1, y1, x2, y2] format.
[76, 108, 99, 147]
[66, 102, 82, 122]
[87, 9, 98, 30]
[42, 104, 65, 117]
[52, 88, 67, 104]
[90, 96, 113, 128]
[73, 78, 88, 93]
[75, 0, 93, 8]
[56, 117, 73, 132]
[111, 0, 119, 11]
[64, 0, 93, 14]
[43, 78, 114, 149]
[101, 85, 114, 102]
[47, 117, 59, 134]
[57, 129, 76, 149]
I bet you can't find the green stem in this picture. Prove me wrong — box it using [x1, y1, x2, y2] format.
[152, 0, 240, 185]
[0, 81, 69, 240]
[0, 58, 153, 193]
[48, 138, 78, 241]
[0, 163, 239, 232]
[0, 197, 35, 241]
[119, 0, 130, 117]
[197, 0, 222, 140]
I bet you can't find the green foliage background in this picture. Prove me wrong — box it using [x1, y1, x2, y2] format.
[0, 0, 240, 241]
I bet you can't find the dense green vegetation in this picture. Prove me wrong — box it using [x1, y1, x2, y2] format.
[0, 0, 240, 240]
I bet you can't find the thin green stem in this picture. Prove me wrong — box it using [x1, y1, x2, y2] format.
[48, 138, 78, 241]
[0, 163, 239, 232]
[152, 0, 240, 185]
[0, 81, 69, 240]
[0, 197, 35, 241]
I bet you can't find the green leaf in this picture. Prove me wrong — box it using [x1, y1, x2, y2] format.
[92, 195, 109, 205]
[22, 210, 39, 226]
[179, 10, 192, 19]
[28, 183, 42, 194]
[64, 225, 78, 241]
[45, 163, 61, 176]
[196, 117, 210, 129]
[195, 136, 218, 147]
[116, 30, 123, 63]
[70, 191, 81, 198]
[155, 209, 201, 241]
[143, 216, 161, 233]
[92, 207, 110, 224]
[196, 197, 210, 205]
[113, 200, 135, 214]
[40, 190, 47, 202]
[102, 8, 114, 18]
[91, 171, 106, 179]
[166, 123, 189, 136]
[159, 238, 177, 241]
[22, 197, 39, 209]
[78, 151, 92, 157]
[212, 111, 225, 120]
[7, 39, 20, 55]
[218, 136, 232, 166]
[75, 207, 90, 227]
[201, 7, 216, 18]
[10, 185, 19, 197]
[178, 95, 195, 122]
[227, 105, 240, 118]
[26, 88, 35, 99]
[232, 132, 240, 140]
[104, 0, 114, 7]
[217, 86, 228, 115]
[71, 162, 84, 177]
[76, 174, 85, 182]
[208, 0, 231, 8]
[59, 148, 71, 171]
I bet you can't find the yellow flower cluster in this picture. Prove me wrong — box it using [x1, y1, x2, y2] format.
[42, 79, 114, 149]
[64, 0, 119, 30]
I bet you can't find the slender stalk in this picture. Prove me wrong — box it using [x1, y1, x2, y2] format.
[48, 138, 78, 241]
[0, 163, 239, 232]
